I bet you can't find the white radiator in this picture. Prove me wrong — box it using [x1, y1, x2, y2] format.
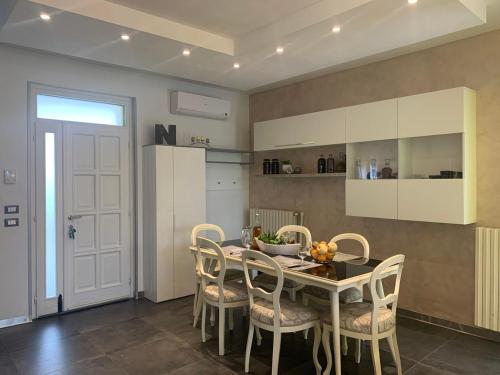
[475, 227, 500, 331]
[249, 208, 303, 234]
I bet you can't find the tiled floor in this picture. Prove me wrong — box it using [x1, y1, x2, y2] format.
[1, 297, 500, 374]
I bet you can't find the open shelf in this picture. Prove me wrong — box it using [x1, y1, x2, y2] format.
[346, 139, 398, 180]
[205, 148, 252, 165]
[398, 134, 462, 179]
[256, 173, 346, 178]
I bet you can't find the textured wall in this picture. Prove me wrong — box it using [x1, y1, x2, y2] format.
[250, 29, 500, 325]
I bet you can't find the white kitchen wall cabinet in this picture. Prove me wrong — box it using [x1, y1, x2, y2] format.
[346, 99, 397, 142]
[253, 108, 346, 151]
[398, 87, 476, 138]
[143, 145, 206, 302]
[346, 180, 398, 219]
[398, 179, 473, 224]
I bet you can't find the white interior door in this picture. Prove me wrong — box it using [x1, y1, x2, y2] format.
[63, 122, 131, 310]
[35, 119, 132, 316]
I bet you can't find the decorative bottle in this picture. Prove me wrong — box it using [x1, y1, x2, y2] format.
[336, 152, 346, 173]
[317, 154, 326, 174]
[369, 159, 378, 180]
[252, 213, 262, 249]
[381, 159, 393, 179]
[326, 154, 335, 173]
[355, 159, 363, 179]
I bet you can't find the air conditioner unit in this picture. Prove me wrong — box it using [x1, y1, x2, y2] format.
[170, 91, 230, 120]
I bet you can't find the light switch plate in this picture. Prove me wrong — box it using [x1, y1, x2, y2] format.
[4, 169, 17, 184]
[4, 218, 19, 227]
[4, 205, 19, 214]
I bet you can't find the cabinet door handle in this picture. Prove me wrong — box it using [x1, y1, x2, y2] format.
[274, 141, 315, 148]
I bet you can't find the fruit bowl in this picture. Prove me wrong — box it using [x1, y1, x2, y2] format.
[254, 238, 302, 256]
[310, 241, 337, 264]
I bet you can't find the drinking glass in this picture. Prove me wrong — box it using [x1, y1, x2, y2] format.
[298, 247, 308, 264]
[241, 226, 252, 250]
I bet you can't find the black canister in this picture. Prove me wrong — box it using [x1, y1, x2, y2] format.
[271, 159, 280, 174]
[263, 159, 271, 175]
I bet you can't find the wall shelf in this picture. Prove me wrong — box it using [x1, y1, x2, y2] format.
[257, 173, 346, 178]
[205, 148, 252, 165]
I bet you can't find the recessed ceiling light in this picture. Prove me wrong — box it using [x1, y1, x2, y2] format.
[408, 0, 418, 4]
[121, 34, 130, 41]
[40, 13, 51, 21]
[182, 48, 191, 56]
[233, 62, 240, 69]
[332, 25, 341, 33]
[276, 46, 284, 54]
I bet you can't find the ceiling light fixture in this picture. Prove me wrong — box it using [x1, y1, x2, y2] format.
[121, 34, 130, 41]
[276, 46, 284, 54]
[233, 62, 240, 69]
[40, 13, 51, 21]
[408, 0, 418, 4]
[332, 25, 341, 33]
[182, 48, 191, 56]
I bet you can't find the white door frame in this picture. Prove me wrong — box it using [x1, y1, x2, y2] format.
[28, 82, 137, 318]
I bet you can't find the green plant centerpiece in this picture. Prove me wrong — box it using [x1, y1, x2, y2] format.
[255, 231, 301, 255]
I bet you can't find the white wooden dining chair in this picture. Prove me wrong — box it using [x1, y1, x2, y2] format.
[191, 224, 244, 328]
[253, 225, 312, 301]
[196, 236, 250, 356]
[242, 250, 322, 375]
[302, 233, 369, 350]
[321, 254, 405, 375]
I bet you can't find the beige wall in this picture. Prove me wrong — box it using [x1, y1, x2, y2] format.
[249, 29, 500, 325]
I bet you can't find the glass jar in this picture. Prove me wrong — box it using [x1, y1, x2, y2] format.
[252, 212, 262, 249]
[336, 152, 346, 173]
[271, 159, 280, 174]
[263, 159, 271, 175]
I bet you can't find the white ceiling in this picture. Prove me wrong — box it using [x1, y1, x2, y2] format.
[0, 0, 499, 92]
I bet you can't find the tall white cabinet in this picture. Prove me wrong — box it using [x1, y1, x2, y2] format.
[143, 145, 206, 303]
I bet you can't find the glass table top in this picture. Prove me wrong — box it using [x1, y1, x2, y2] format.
[222, 239, 381, 282]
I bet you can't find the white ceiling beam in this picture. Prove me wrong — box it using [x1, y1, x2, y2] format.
[458, 0, 487, 22]
[28, 0, 235, 55]
[236, 0, 374, 54]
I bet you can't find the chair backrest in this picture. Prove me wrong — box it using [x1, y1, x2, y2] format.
[191, 223, 225, 246]
[242, 250, 283, 328]
[330, 233, 369, 258]
[276, 225, 312, 250]
[196, 236, 227, 303]
[368, 254, 405, 334]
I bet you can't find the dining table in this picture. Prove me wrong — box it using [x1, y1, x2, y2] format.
[189, 240, 383, 375]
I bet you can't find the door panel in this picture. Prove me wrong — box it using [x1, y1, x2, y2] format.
[172, 147, 206, 298]
[63, 123, 131, 310]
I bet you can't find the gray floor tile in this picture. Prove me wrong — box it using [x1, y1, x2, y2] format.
[9, 334, 102, 375]
[421, 335, 500, 374]
[83, 318, 167, 354]
[404, 363, 457, 375]
[108, 332, 202, 375]
[46, 355, 128, 375]
[0, 352, 19, 375]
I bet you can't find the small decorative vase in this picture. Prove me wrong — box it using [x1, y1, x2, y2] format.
[282, 163, 293, 174]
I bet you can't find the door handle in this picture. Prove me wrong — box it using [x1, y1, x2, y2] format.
[274, 141, 315, 148]
[68, 215, 83, 221]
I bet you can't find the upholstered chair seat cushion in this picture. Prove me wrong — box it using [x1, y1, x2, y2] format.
[204, 281, 248, 303]
[322, 302, 395, 334]
[253, 273, 302, 289]
[302, 286, 362, 303]
[251, 298, 319, 327]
